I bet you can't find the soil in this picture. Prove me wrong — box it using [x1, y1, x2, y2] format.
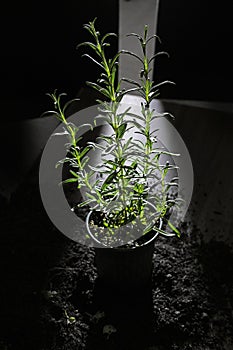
[1, 158, 233, 350]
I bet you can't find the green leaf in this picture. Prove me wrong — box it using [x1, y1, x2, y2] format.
[118, 87, 142, 99]
[76, 41, 98, 52]
[116, 123, 127, 139]
[151, 150, 180, 157]
[86, 81, 111, 98]
[109, 51, 121, 70]
[80, 156, 89, 169]
[77, 199, 92, 207]
[121, 77, 141, 88]
[40, 110, 61, 120]
[168, 221, 181, 237]
[82, 54, 104, 69]
[149, 51, 169, 64]
[130, 121, 144, 132]
[62, 178, 79, 184]
[121, 50, 144, 63]
[101, 172, 117, 191]
[143, 222, 155, 235]
[96, 137, 112, 146]
[53, 130, 69, 136]
[101, 32, 117, 45]
[79, 147, 90, 159]
[148, 91, 160, 100]
[126, 32, 143, 43]
[146, 34, 161, 45]
[110, 66, 116, 85]
[103, 144, 116, 155]
[152, 80, 176, 90]
[87, 141, 106, 151]
[153, 225, 176, 237]
[69, 170, 79, 178]
[106, 159, 118, 167]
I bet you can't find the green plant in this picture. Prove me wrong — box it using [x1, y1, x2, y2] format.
[43, 18, 181, 246]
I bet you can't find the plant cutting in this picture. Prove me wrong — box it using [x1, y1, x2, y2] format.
[43, 18, 182, 289]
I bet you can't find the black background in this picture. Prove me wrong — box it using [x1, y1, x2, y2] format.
[154, 0, 233, 101]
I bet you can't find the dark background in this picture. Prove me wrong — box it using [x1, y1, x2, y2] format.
[154, 0, 233, 101]
[0, 0, 232, 124]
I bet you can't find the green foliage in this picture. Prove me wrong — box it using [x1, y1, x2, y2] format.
[43, 18, 181, 242]
[77, 18, 122, 103]
[121, 25, 175, 108]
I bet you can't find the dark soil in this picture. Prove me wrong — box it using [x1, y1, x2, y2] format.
[1, 158, 233, 350]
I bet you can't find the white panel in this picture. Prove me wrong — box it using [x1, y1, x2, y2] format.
[118, 0, 160, 88]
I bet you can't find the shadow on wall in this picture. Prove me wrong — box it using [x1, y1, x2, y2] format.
[0, 0, 118, 122]
[154, 0, 233, 102]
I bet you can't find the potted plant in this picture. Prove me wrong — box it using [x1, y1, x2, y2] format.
[43, 18, 181, 291]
